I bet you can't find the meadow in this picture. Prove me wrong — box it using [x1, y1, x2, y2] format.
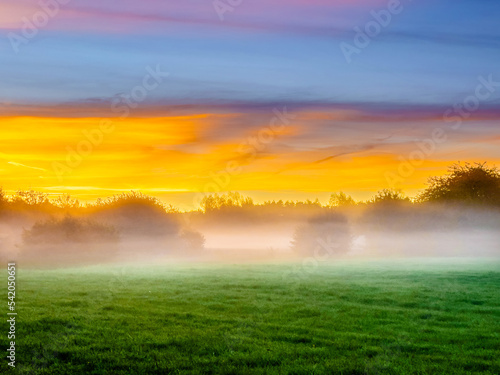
[3, 259, 500, 374]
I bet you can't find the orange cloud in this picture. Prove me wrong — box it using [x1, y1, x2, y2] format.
[1, 110, 499, 210]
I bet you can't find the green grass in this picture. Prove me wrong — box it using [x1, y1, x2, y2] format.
[3, 259, 500, 374]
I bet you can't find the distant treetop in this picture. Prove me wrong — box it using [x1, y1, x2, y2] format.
[418, 162, 500, 206]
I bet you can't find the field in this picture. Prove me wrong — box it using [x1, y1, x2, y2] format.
[4, 259, 500, 374]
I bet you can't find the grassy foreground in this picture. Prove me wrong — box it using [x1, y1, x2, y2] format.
[3, 259, 500, 374]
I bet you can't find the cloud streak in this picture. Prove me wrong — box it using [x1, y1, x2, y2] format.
[7, 161, 47, 172]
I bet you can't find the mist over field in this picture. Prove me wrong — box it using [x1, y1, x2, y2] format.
[187, 204, 500, 260]
[2, 202, 499, 266]
[1, 201, 499, 267]
[0, 163, 498, 267]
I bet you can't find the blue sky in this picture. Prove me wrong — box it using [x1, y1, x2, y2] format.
[0, 0, 499, 207]
[1, 0, 499, 106]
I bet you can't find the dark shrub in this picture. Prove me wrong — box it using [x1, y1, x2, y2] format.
[291, 212, 351, 256]
[90, 192, 180, 238]
[179, 229, 206, 253]
[418, 163, 500, 206]
[21, 216, 119, 266]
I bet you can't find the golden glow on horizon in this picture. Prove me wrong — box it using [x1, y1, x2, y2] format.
[1, 115, 499, 210]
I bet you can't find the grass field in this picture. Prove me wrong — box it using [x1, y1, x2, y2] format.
[3, 259, 500, 374]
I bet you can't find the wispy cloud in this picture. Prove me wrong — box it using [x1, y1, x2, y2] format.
[7, 161, 47, 171]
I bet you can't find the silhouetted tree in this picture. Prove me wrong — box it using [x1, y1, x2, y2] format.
[89, 191, 180, 237]
[53, 194, 80, 210]
[11, 190, 50, 207]
[0, 188, 6, 209]
[23, 215, 118, 245]
[329, 192, 356, 208]
[359, 189, 414, 232]
[21, 215, 119, 265]
[291, 212, 351, 256]
[418, 163, 500, 206]
[179, 229, 206, 253]
[201, 192, 254, 213]
[370, 189, 411, 205]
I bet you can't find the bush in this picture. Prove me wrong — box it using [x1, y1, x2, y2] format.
[360, 189, 414, 231]
[21, 216, 119, 266]
[291, 212, 351, 256]
[90, 192, 180, 237]
[23, 216, 118, 244]
[179, 229, 206, 253]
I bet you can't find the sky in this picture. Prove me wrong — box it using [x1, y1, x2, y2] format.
[0, 0, 499, 210]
